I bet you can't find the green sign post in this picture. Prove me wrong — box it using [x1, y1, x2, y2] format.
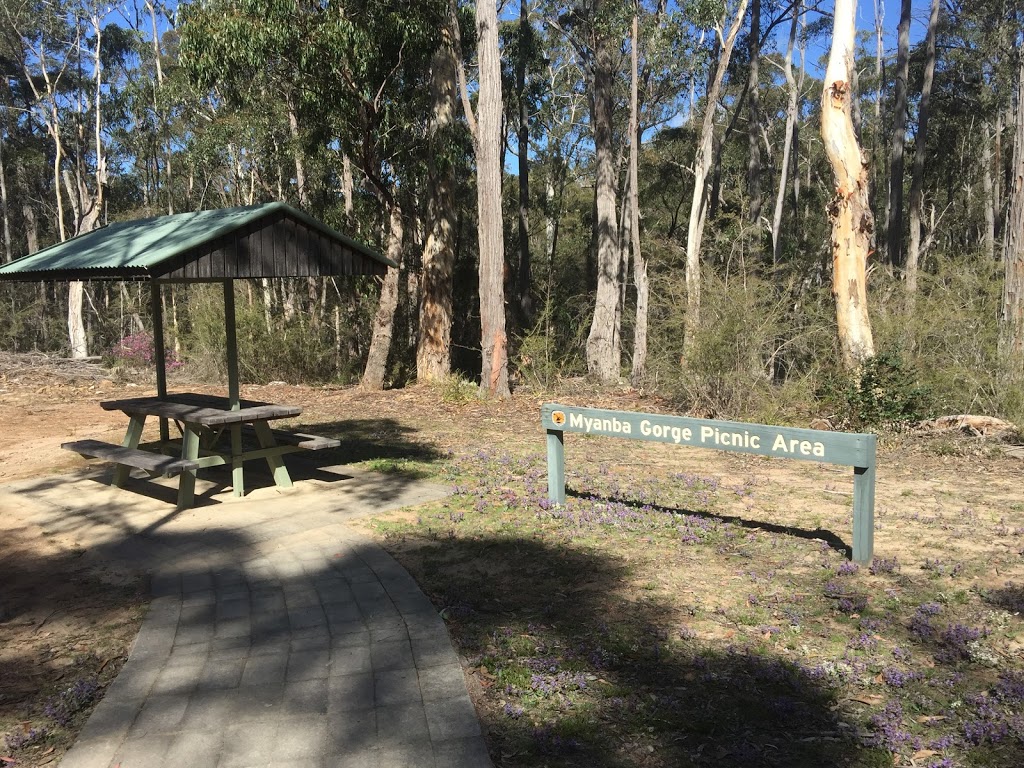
[542, 403, 877, 563]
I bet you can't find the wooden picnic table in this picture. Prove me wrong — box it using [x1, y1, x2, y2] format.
[63, 392, 339, 509]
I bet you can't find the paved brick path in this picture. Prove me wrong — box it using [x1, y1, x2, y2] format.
[1, 463, 492, 768]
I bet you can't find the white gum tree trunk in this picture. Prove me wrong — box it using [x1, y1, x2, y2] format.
[682, 0, 749, 359]
[822, 0, 875, 369]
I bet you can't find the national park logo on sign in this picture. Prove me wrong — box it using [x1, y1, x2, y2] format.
[551, 410, 566, 426]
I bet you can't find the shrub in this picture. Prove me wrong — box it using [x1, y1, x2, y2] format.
[107, 331, 183, 371]
[829, 352, 934, 429]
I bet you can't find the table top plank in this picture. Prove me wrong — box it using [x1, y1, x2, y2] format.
[100, 392, 301, 426]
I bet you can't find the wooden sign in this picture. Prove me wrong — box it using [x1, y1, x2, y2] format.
[542, 403, 877, 563]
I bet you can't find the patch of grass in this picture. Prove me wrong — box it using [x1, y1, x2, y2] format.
[369, 444, 1024, 767]
[432, 374, 480, 403]
[359, 457, 434, 478]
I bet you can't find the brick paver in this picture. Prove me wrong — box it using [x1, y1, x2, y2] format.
[1, 462, 492, 768]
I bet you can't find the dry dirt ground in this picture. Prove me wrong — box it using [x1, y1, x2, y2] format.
[1, 354, 1022, 766]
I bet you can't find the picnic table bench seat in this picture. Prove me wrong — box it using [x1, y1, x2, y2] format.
[62, 439, 202, 477]
[238, 424, 340, 450]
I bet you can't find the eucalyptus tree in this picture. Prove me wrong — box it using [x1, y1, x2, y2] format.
[626, 2, 694, 383]
[885, 0, 911, 269]
[181, 0, 448, 388]
[999, 39, 1024, 369]
[682, 0, 749, 359]
[821, 0, 874, 369]
[769, 0, 802, 265]
[540, 1, 632, 384]
[448, 0, 510, 396]
[472, 0, 510, 397]
[502, 0, 547, 328]
[1, 0, 117, 357]
[415, 15, 461, 383]
[904, 0, 940, 304]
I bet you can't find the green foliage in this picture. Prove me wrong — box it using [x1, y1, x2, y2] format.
[514, 305, 588, 391]
[432, 374, 479, 403]
[645, 268, 832, 421]
[821, 353, 934, 430]
[179, 284, 365, 385]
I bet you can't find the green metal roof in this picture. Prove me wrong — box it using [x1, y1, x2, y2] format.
[0, 202, 394, 281]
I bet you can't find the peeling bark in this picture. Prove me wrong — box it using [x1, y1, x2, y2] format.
[822, 0, 875, 369]
[416, 32, 458, 383]
[475, 0, 510, 397]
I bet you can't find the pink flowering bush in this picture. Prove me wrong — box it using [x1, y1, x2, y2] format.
[108, 331, 183, 371]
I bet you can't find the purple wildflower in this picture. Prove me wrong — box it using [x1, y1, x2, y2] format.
[42, 677, 99, 726]
[870, 556, 900, 575]
[881, 667, 919, 687]
[865, 700, 914, 752]
[4, 726, 49, 751]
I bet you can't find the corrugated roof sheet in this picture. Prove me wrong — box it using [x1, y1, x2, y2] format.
[0, 202, 393, 280]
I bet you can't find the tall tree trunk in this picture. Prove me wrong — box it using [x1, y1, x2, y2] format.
[343, 154, 354, 223]
[0, 134, 11, 263]
[476, 0, 510, 397]
[286, 95, 309, 207]
[995, 109, 1003, 241]
[147, 0, 172, 214]
[873, 0, 883, 123]
[628, 9, 648, 385]
[586, 29, 622, 383]
[998, 52, 1024, 370]
[823, 0, 875, 369]
[771, 0, 801, 265]
[872, 0, 884, 197]
[683, 0, 750, 358]
[362, 202, 404, 389]
[65, 14, 107, 359]
[17, 158, 38, 255]
[983, 125, 996, 260]
[886, 0, 911, 269]
[746, 0, 762, 230]
[516, 0, 533, 326]
[905, 0, 939, 305]
[416, 32, 458, 383]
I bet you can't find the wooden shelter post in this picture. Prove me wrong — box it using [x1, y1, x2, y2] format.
[223, 280, 240, 410]
[150, 281, 170, 443]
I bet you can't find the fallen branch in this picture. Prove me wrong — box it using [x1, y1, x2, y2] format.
[914, 415, 1016, 437]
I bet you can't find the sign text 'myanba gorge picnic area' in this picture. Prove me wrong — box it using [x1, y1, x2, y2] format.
[542, 403, 878, 563]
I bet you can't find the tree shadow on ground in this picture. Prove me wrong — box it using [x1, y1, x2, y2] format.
[394, 534, 879, 767]
[305, 417, 449, 467]
[0, 489, 465, 765]
[566, 488, 853, 558]
[52, 414, 448, 510]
